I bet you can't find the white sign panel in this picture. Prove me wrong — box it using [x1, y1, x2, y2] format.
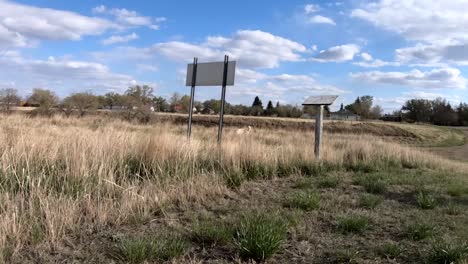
[302, 95, 338, 105]
[186, 61, 236, 86]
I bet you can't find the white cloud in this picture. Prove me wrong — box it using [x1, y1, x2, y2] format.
[304, 4, 319, 14]
[0, 0, 115, 47]
[396, 42, 468, 66]
[101, 32, 139, 45]
[110, 30, 308, 69]
[312, 44, 360, 62]
[308, 15, 336, 25]
[360, 52, 373, 61]
[353, 53, 400, 68]
[350, 68, 467, 89]
[229, 69, 348, 103]
[0, 53, 138, 95]
[351, 0, 468, 43]
[92, 5, 165, 30]
[136, 64, 158, 73]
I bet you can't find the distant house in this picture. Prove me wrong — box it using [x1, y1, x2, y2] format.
[329, 104, 360, 121]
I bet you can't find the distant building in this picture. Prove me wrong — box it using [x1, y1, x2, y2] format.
[329, 104, 360, 121]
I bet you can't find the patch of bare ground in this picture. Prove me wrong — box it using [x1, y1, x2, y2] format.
[426, 128, 468, 162]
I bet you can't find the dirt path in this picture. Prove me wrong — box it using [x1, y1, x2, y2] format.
[427, 128, 468, 162]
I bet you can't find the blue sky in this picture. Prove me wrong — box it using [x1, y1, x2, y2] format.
[0, 0, 467, 112]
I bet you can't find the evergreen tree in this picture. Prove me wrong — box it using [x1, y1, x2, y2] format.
[265, 100, 274, 116]
[252, 96, 263, 108]
[251, 96, 263, 116]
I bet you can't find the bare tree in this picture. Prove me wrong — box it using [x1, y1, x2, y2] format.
[62, 92, 99, 117]
[28, 88, 58, 116]
[0, 88, 20, 113]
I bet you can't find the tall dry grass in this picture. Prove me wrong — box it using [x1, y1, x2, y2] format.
[0, 114, 465, 260]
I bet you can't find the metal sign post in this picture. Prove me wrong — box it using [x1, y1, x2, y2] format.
[218, 55, 229, 144]
[187, 57, 198, 141]
[185, 56, 236, 143]
[302, 95, 338, 159]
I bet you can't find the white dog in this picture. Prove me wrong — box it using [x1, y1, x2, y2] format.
[236, 126, 253, 135]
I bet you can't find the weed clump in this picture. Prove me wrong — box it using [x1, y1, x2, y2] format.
[317, 176, 340, 189]
[377, 242, 401, 259]
[405, 222, 435, 241]
[233, 212, 287, 262]
[359, 193, 382, 209]
[117, 234, 187, 263]
[427, 240, 468, 264]
[284, 191, 320, 211]
[337, 214, 370, 234]
[416, 191, 438, 209]
[354, 174, 388, 194]
[191, 218, 232, 247]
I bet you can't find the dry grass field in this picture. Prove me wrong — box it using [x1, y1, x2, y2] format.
[0, 113, 467, 263]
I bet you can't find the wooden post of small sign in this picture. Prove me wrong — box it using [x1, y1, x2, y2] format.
[217, 55, 229, 144]
[314, 105, 324, 159]
[302, 95, 338, 160]
[187, 57, 198, 141]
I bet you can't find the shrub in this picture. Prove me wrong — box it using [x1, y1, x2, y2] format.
[359, 194, 382, 209]
[191, 219, 232, 246]
[354, 174, 387, 194]
[405, 222, 435, 241]
[377, 242, 401, 259]
[427, 241, 468, 264]
[284, 191, 320, 211]
[317, 176, 340, 189]
[416, 191, 438, 209]
[337, 214, 370, 234]
[233, 212, 287, 261]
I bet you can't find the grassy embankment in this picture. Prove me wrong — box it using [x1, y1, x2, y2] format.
[0, 114, 467, 263]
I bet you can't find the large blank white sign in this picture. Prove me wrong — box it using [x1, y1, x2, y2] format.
[186, 61, 236, 86]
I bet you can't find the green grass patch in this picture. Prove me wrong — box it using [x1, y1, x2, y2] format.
[117, 235, 187, 263]
[284, 190, 320, 211]
[377, 242, 401, 259]
[427, 240, 468, 264]
[317, 176, 340, 189]
[337, 214, 370, 234]
[233, 211, 287, 262]
[444, 203, 463, 216]
[416, 191, 438, 209]
[447, 185, 468, 197]
[293, 178, 314, 189]
[191, 218, 232, 247]
[405, 222, 435, 241]
[354, 173, 388, 194]
[359, 193, 383, 209]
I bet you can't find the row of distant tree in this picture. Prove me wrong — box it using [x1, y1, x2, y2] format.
[0, 86, 305, 119]
[0, 86, 466, 126]
[396, 98, 468, 126]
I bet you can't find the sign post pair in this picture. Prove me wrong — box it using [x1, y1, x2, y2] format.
[186, 55, 236, 144]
